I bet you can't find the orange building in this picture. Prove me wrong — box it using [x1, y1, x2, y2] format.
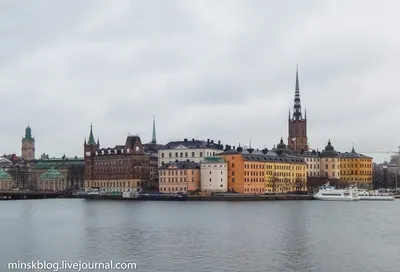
[158, 161, 200, 193]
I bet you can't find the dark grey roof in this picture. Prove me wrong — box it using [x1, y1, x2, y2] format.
[339, 148, 372, 159]
[159, 161, 200, 170]
[242, 153, 306, 164]
[161, 139, 224, 150]
[320, 140, 339, 158]
[216, 150, 239, 155]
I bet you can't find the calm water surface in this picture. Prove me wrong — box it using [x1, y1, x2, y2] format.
[1, 199, 399, 272]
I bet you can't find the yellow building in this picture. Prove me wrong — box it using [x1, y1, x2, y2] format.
[339, 147, 373, 189]
[218, 139, 307, 194]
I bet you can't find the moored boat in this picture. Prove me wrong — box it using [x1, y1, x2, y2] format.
[314, 185, 360, 201]
[358, 190, 394, 201]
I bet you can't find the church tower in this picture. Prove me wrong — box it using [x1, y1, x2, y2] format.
[288, 66, 308, 153]
[21, 125, 35, 161]
[84, 124, 99, 158]
[84, 124, 99, 189]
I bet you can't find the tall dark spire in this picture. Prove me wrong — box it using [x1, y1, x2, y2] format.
[293, 65, 303, 120]
[151, 115, 157, 144]
[87, 123, 96, 146]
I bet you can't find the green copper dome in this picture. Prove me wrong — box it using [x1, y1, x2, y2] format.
[39, 167, 65, 180]
[0, 168, 12, 180]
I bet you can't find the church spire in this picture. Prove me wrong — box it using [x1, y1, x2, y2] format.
[293, 65, 303, 120]
[151, 115, 157, 144]
[87, 123, 96, 146]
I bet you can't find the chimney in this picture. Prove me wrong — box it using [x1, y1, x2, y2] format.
[207, 139, 210, 146]
[211, 140, 214, 144]
[262, 148, 268, 154]
[192, 138, 195, 141]
[233, 146, 235, 150]
[218, 140, 221, 146]
[237, 146, 243, 152]
[248, 148, 254, 154]
[184, 138, 188, 142]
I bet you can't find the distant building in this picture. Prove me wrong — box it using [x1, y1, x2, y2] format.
[84, 125, 150, 192]
[0, 168, 13, 190]
[339, 147, 373, 188]
[158, 138, 224, 166]
[218, 139, 307, 194]
[200, 157, 228, 192]
[38, 168, 66, 191]
[32, 155, 84, 190]
[21, 125, 35, 162]
[288, 67, 308, 153]
[158, 161, 200, 193]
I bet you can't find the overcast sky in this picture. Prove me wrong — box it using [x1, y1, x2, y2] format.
[0, 0, 399, 162]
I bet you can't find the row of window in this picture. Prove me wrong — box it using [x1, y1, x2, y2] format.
[159, 170, 196, 176]
[94, 158, 147, 165]
[244, 164, 306, 170]
[160, 187, 186, 192]
[161, 151, 217, 158]
[159, 178, 196, 183]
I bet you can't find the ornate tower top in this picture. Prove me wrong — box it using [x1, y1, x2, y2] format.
[87, 124, 96, 146]
[292, 65, 304, 121]
[151, 115, 157, 144]
[23, 125, 34, 141]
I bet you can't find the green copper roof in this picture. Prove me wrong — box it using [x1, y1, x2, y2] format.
[201, 156, 226, 163]
[23, 125, 34, 141]
[87, 124, 96, 145]
[39, 167, 65, 180]
[0, 168, 12, 180]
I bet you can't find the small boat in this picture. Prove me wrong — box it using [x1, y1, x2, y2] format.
[358, 190, 394, 201]
[314, 185, 360, 201]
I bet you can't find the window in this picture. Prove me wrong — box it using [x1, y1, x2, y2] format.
[232, 171, 235, 176]
[169, 153, 172, 158]
[161, 153, 164, 158]
[192, 152, 195, 157]
[200, 152, 203, 157]
[180, 152, 183, 157]
[185, 152, 188, 157]
[209, 171, 211, 174]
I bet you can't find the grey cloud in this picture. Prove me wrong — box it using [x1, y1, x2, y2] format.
[1, 0, 399, 161]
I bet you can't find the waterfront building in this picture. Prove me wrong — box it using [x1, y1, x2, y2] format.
[0, 168, 13, 190]
[300, 150, 321, 177]
[288, 67, 308, 153]
[158, 161, 200, 193]
[32, 154, 84, 190]
[339, 147, 373, 188]
[217, 140, 307, 194]
[84, 125, 150, 193]
[37, 168, 66, 191]
[319, 140, 341, 180]
[157, 138, 224, 167]
[21, 126, 35, 162]
[200, 157, 228, 192]
[3, 154, 32, 190]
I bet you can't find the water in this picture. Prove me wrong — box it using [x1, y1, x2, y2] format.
[1, 199, 399, 272]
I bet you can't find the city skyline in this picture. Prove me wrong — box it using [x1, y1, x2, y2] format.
[1, 1, 399, 162]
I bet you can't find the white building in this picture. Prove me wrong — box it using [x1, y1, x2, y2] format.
[301, 151, 321, 177]
[200, 157, 228, 192]
[158, 138, 224, 167]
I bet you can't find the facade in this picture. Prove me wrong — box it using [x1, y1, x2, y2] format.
[319, 140, 341, 180]
[0, 168, 13, 190]
[301, 151, 321, 177]
[84, 125, 150, 192]
[158, 161, 200, 193]
[38, 168, 66, 191]
[288, 67, 308, 153]
[339, 147, 373, 188]
[3, 154, 32, 190]
[21, 126, 35, 162]
[158, 138, 224, 166]
[218, 140, 307, 194]
[200, 157, 228, 192]
[32, 154, 84, 190]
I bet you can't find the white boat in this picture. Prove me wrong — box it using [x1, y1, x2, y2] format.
[314, 185, 360, 201]
[358, 189, 394, 201]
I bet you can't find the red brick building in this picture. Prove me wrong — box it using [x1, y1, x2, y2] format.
[84, 125, 150, 192]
